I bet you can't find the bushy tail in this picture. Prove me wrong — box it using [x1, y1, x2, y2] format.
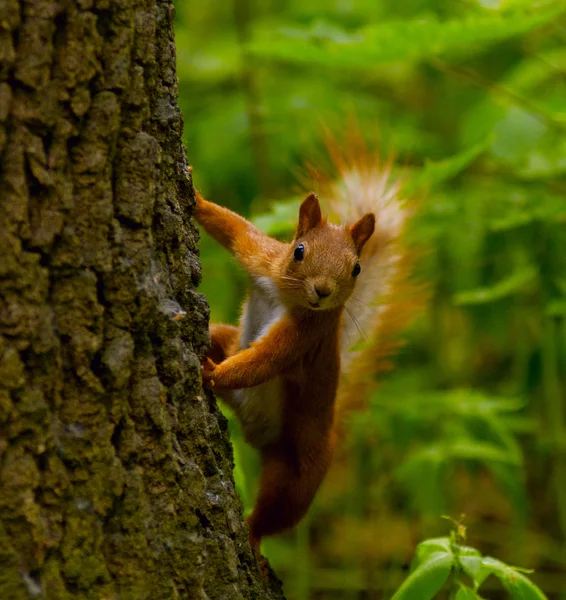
[311, 132, 424, 427]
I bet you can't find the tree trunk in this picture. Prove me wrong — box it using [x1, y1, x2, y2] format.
[0, 1, 283, 598]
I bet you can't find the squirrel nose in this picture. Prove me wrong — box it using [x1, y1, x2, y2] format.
[315, 286, 331, 299]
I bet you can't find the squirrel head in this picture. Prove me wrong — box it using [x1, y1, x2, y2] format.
[279, 192, 375, 311]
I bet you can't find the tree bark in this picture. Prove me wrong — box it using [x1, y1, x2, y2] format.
[0, 0, 283, 598]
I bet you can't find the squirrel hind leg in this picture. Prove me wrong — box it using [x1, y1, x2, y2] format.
[247, 525, 275, 582]
[203, 324, 240, 406]
[248, 528, 262, 561]
[208, 323, 240, 363]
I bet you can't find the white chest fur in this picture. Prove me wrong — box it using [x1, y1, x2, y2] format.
[233, 276, 285, 448]
[240, 276, 285, 347]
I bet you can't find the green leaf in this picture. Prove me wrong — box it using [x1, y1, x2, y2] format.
[406, 139, 491, 193]
[481, 557, 548, 600]
[487, 192, 566, 231]
[460, 555, 493, 589]
[446, 440, 522, 465]
[457, 544, 482, 558]
[391, 551, 453, 600]
[453, 266, 538, 305]
[249, 8, 563, 69]
[399, 440, 522, 476]
[415, 537, 452, 563]
[505, 572, 548, 600]
[456, 584, 486, 600]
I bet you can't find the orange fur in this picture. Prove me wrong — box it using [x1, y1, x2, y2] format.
[195, 190, 373, 554]
[308, 132, 425, 430]
[193, 136, 422, 565]
[208, 324, 239, 363]
[194, 194, 285, 279]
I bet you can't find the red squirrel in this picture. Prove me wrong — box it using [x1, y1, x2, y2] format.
[192, 143, 417, 563]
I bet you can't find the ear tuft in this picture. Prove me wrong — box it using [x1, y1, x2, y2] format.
[351, 213, 375, 253]
[296, 192, 322, 238]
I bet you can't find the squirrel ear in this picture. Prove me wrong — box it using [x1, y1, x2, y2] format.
[350, 213, 375, 253]
[296, 192, 322, 238]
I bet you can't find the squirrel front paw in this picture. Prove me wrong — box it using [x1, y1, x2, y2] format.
[200, 357, 217, 389]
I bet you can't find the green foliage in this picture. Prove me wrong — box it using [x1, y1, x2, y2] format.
[391, 540, 453, 599]
[453, 266, 538, 305]
[405, 139, 492, 193]
[175, 0, 566, 597]
[393, 524, 548, 600]
[252, 198, 302, 237]
[248, 7, 563, 69]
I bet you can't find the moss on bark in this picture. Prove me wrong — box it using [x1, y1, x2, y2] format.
[0, 0, 284, 597]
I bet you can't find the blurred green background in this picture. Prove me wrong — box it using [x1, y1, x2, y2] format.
[175, 1, 566, 598]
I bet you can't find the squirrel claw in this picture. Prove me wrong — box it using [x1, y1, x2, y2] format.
[249, 535, 271, 582]
[258, 556, 271, 582]
[202, 378, 215, 390]
[200, 357, 217, 388]
[200, 356, 217, 371]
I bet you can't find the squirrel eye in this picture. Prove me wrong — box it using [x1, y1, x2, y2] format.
[294, 244, 305, 261]
[352, 262, 361, 277]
